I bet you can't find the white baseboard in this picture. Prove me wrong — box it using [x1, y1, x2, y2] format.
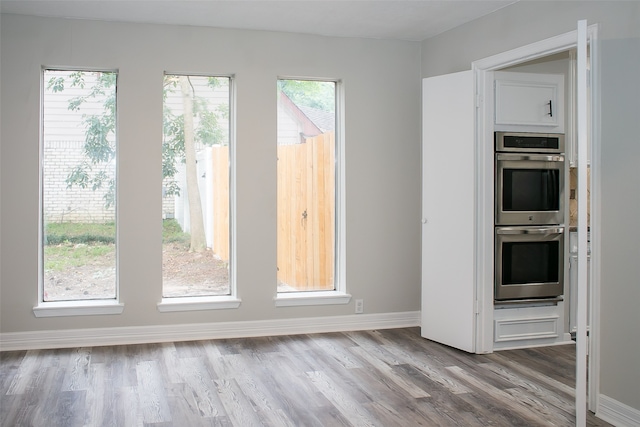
[597, 394, 640, 427]
[0, 311, 420, 351]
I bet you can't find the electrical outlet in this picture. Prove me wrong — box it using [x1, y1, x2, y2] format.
[355, 299, 364, 314]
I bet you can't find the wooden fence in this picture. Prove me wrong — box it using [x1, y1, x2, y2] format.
[210, 132, 335, 290]
[277, 132, 335, 290]
[210, 146, 230, 262]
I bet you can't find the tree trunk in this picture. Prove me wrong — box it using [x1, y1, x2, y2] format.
[180, 76, 207, 252]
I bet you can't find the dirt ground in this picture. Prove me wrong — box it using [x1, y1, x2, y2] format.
[44, 242, 229, 301]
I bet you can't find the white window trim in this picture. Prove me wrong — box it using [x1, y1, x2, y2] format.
[38, 67, 122, 316]
[159, 74, 238, 311]
[157, 295, 241, 312]
[275, 77, 346, 306]
[33, 300, 124, 318]
[274, 290, 351, 307]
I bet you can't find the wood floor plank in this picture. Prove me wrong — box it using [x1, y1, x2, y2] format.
[250, 352, 340, 426]
[381, 342, 473, 394]
[6, 349, 41, 395]
[307, 333, 363, 369]
[61, 347, 92, 392]
[114, 386, 143, 427]
[213, 378, 263, 427]
[136, 360, 172, 424]
[233, 373, 296, 427]
[504, 386, 576, 426]
[306, 370, 380, 427]
[83, 362, 109, 427]
[175, 357, 224, 418]
[348, 345, 430, 398]
[446, 364, 562, 426]
[486, 350, 577, 397]
[479, 361, 576, 414]
[165, 382, 232, 427]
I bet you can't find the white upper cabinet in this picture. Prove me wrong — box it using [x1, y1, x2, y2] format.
[494, 71, 564, 133]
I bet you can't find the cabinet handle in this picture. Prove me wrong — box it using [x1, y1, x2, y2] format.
[547, 100, 553, 117]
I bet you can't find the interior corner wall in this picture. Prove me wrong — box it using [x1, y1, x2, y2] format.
[419, 0, 640, 414]
[0, 15, 421, 333]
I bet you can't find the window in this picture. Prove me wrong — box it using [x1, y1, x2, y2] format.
[276, 79, 339, 295]
[41, 69, 118, 303]
[161, 74, 232, 299]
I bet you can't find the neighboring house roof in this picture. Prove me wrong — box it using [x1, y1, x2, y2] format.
[298, 105, 335, 134]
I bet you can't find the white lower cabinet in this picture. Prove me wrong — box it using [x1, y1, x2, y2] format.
[493, 304, 571, 350]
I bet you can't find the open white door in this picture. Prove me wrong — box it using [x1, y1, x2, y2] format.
[421, 70, 476, 353]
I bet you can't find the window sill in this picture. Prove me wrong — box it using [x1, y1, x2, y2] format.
[274, 290, 351, 307]
[157, 295, 241, 312]
[33, 300, 124, 318]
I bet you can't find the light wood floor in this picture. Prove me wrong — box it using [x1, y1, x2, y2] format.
[1, 327, 610, 426]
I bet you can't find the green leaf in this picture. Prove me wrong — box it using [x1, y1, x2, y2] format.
[47, 77, 65, 93]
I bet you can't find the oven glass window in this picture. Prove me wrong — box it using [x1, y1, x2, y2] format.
[502, 241, 559, 285]
[502, 168, 560, 211]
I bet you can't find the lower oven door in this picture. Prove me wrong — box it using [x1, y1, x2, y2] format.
[495, 226, 564, 301]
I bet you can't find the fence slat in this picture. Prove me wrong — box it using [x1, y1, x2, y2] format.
[211, 146, 229, 262]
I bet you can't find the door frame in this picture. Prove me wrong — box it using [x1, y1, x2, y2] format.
[472, 25, 600, 411]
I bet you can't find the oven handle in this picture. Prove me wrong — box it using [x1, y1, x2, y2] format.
[496, 227, 564, 235]
[496, 153, 564, 162]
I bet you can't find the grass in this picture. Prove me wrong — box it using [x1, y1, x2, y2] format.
[45, 244, 114, 271]
[44, 220, 190, 271]
[45, 222, 116, 245]
[162, 219, 190, 245]
[44, 222, 116, 271]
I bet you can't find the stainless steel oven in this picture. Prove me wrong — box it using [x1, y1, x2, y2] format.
[495, 226, 564, 301]
[495, 132, 565, 226]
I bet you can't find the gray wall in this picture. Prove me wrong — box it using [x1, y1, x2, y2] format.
[420, 0, 640, 413]
[0, 15, 421, 329]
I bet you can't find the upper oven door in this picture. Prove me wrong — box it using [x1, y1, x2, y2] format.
[496, 153, 565, 225]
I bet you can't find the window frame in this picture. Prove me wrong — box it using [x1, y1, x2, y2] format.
[274, 77, 349, 307]
[35, 66, 123, 317]
[157, 72, 240, 312]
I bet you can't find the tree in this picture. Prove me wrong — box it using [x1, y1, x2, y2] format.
[48, 71, 228, 252]
[278, 79, 335, 112]
[163, 75, 228, 252]
[179, 76, 206, 252]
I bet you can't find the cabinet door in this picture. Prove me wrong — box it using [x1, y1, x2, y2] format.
[421, 71, 476, 353]
[494, 71, 564, 132]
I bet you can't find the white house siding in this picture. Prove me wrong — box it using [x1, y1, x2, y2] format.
[277, 101, 304, 145]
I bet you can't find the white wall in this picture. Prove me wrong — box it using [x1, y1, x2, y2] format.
[420, 0, 640, 414]
[0, 15, 421, 331]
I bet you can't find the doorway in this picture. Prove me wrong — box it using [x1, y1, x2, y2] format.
[473, 25, 599, 411]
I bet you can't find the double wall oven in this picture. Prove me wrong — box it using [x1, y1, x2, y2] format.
[494, 132, 566, 302]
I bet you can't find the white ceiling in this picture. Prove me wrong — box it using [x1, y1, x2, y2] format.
[0, 0, 517, 42]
